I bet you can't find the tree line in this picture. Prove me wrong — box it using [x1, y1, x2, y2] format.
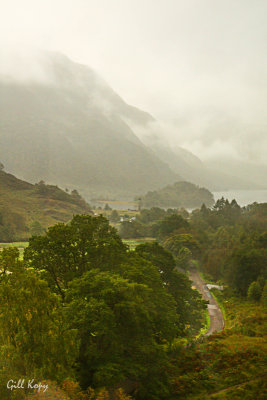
[0, 215, 205, 399]
[1, 198, 266, 399]
[120, 199, 267, 301]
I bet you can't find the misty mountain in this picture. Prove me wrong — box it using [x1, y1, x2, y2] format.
[1, 50, 261, 198]
[0, 51, 180, 199]
[205, 158, 267, 190]
[145, 140, 263, 191]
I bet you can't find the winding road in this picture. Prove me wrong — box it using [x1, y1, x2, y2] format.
[189, 267, 225, 336]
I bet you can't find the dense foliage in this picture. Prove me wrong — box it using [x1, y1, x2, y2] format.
[119, 208, 189, 239]
[191, 199, 267, 298]
[169, 292, 267, 399]
[121, 198, 267, 300]
[1, 214, 204, 399]
[1, 198, 266, 399]
[138, 181, 214, 209]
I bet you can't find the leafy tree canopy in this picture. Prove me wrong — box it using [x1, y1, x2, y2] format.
[139, 181, 214, 209]
[24, 215, 127, 297]
[154, 214, 189, 239]
[134, 242, 205, 335]
[64, 268, 177, 398]
[0, 266, 77, 391]
[227, 247, 267, 296]
[135, 242, 175, 281]
[163, 233, 200, 259]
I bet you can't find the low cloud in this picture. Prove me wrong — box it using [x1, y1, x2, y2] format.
[0, 46, 56, 84]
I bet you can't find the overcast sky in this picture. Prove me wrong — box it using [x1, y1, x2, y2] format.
[0, 0, 266, 163]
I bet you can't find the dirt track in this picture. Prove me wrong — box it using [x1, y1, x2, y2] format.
[189, 267, 224, 336]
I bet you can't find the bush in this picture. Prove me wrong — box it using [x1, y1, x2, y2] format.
[248, 281, 262, 302]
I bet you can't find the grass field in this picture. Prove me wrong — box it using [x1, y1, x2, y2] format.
[0, 242, 29, 248]
[123, 237, 156, 249]
[0, 242, 29, 258]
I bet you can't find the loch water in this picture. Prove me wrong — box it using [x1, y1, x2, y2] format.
[213, 190, 267, 207]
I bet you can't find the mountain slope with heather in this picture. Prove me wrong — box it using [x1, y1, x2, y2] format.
[0, 167, 92, 241]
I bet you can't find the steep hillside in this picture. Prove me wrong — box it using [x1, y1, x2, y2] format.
[0, 51, 180, 199]
[0, 168, 92, 241]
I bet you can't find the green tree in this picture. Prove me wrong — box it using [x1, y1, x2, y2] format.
[71, 189, 81, 199]
[0, 246, 20, 276]
[137, 207, 167, 224]
[134, 243, 205, 335]
[135, 242, 175, 282]
[0, 267, 77, 398]
[261, 282, 267, 309]
[64, 268, 176, 398]
[154, 214, 189, 239]
[109, 210, 120, 223]
[163, 233, 200, 258]
[24, 215, 127, 297]
[227, 248, 267, 296]
[35, 180, 48, 195]
[247, 281, 262, 301]
[119, 220, 148, 239]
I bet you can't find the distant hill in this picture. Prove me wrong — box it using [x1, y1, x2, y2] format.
[205, 157, 267, 189]
[0, 168, 92, 241]
[145, 141, 263, 191]
[139, 181, 214, 209]
[0, 51, 180, 199]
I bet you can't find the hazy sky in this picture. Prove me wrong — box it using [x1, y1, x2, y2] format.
[0, 0, 266, 163]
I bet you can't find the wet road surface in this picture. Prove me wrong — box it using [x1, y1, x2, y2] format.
[189, 267, 224, 336]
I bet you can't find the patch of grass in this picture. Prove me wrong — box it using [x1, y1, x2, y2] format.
[196, 307, 211, 339]
[0, 242, 29, 248]
[210, 289, 226, 321]
[0, 242, 29, 259]
[123, 238, 156, 250]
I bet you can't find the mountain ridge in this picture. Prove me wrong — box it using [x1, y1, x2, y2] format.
[0, 51, 181, 199]
[1, 50, 262, 199]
